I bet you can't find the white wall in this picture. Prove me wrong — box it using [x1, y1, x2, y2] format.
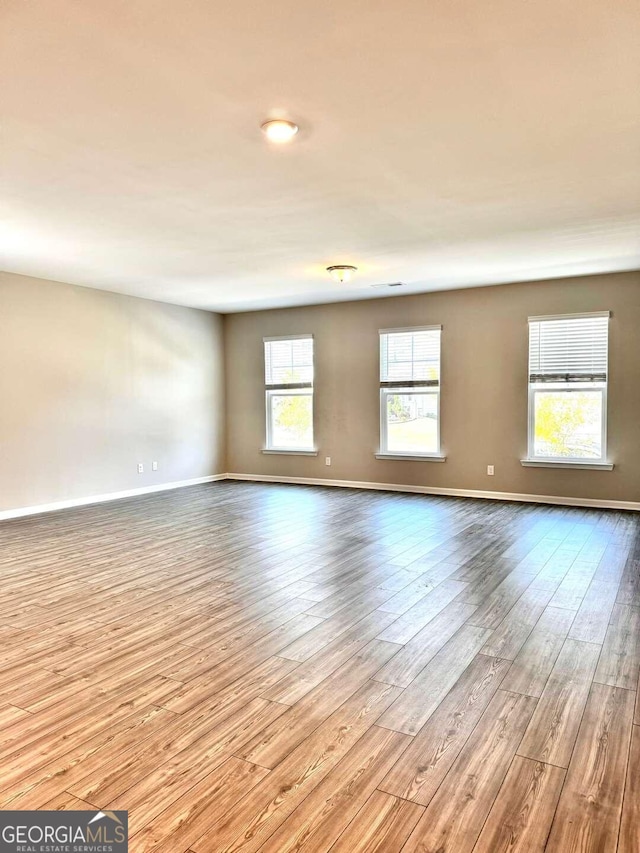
[0, 272, 225, 512]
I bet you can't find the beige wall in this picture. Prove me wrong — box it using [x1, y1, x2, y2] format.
[0, 272, 225, 512]
[225, 271, 640, 503]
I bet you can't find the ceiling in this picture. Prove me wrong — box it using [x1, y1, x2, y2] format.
[2, 0, 639, 312]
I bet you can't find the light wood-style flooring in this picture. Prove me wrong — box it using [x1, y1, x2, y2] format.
[1, 481, 639, 852]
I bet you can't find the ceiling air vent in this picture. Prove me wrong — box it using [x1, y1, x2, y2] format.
[370, 282, 405, 289]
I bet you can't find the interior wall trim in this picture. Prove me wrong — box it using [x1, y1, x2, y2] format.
[0, 474, 227, 521]
[3, 472, 638, 520]
[224, 472, 640, 512]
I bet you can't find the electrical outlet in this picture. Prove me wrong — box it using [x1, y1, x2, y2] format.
[137, 463, 144, 474]
[152, 461, 158, 471]
[325, 457, 331, 466]
[487, 465, 495, 476]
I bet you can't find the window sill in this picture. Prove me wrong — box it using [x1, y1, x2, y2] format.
[262, 449, 318, 456]
[520, 458, 614, 471]
[375, 453, 446, 462]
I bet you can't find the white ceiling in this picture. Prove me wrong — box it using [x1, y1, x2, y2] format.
[2, 0, 639, 312]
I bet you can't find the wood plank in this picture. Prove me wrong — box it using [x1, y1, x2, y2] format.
[255, 725, 411, 853]
[545, 682, 634, 852]
[479, 587, 554, 660]
[517, 638, 601, 767]
[464, 572, 536, 628]
[190, 679, 401, 853]
[0, 704, 32, 727]
[304, 586, 396, 620]
[0, 683, 178, 774]
[401, 690, 537, 853]
[376, 576, 439, 615]
[128, 757, 270, 853]
[618, 724, 640, 853]
[377, 624, 493, 735]
[594, 603, 640, 690]
[548, 560, 598, 610]
[379, 654, 510, 805]
[373, 600, 477, 687]
[69, 697, 284, 808]
[276, 605, 397, 663]
[499, 606, 575, 697]
[327, 790, 424, 853]
[375, 579, 468, 645]
[160, 655, 298, 715]
[238, 639, 399, 768]
[617, 559, 640, 606]
[568, 579, 620, 643]
[472, 756, 565, 853]
[263, 612, 398, 705]
[40, 790, 97, 810]
[1, 704, 176, 807]
[163, 612, 324, 683]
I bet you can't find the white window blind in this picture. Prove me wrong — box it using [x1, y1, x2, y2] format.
[264, 336, 314, 388]
[380, 327, 441, 387]
[528, 313, 609, 383]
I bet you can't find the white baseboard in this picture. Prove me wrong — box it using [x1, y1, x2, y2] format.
[225, 472, 640, 512]
[0, 474, 227, 521]
[3, 472, 638, 520]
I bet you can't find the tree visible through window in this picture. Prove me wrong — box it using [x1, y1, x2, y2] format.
[534, 391, 603, 459]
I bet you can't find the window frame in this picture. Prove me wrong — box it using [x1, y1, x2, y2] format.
[526, 313, 609, 465]
[263, 335, 315, 453]
[378, 325, 443, 460]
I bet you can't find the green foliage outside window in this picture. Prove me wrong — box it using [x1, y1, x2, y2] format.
[274, 369, 312, 439]
[535, 391, 601, 457]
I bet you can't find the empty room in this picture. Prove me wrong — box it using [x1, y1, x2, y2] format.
[1, 1, 639, 852]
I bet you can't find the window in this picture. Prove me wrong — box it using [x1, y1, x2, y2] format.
[379, 326, 442, 457]
[264, 335, 314, 451]
[527, 313, 609, 463]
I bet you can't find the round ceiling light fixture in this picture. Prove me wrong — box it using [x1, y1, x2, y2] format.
[327, 265, 358, 284]
[260, 119, 299, 143]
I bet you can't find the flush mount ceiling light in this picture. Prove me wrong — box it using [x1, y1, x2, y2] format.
[260, 119, 299, 143]
[327, 265, 358, 284]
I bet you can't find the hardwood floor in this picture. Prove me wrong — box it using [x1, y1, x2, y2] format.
[1, 481, 639, 852]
